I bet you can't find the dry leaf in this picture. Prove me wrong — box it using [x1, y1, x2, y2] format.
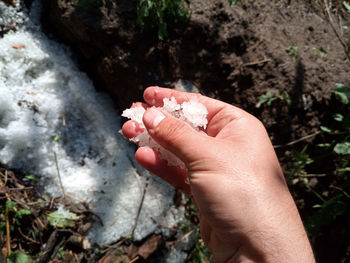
[98, 252, 129, 263]
[126, 234, 162, 259]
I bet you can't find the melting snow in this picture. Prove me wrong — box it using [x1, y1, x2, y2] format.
[0, 1, 183, 245]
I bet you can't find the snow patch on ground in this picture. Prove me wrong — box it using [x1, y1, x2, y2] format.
[0, 1, 183, 245]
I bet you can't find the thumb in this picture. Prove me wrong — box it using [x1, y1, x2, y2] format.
[143, 107, 211, 165]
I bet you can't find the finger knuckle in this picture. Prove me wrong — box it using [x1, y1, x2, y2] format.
[158, 118, 188, 144]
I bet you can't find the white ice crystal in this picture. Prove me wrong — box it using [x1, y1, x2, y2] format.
[163, 97, 181, 113]
[121, 106, 146, 128]
[181, 100, 208, 129]
[122, 97, 208, 168]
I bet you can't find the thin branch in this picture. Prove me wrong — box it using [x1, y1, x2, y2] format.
[131, 178, 148, 238]
[323, 0, 350, 60]
[273, 131, 321, 149]
[18, 227, 40, 244]
[242, 58, 271, 67]
[1, 170, 12, 256]
[167, 230, 195, 247]
[331, 185, 350, 199]
[127, 155, 150, 238]
[8, 187, 34, 191]
[297, 173, 327, 177]
[127, 155, 144, 196]
[4, 170, 8, 185]
[54, 152, 66, 199]
[129, 256, 140, 263]
[5, 205, 11, 255]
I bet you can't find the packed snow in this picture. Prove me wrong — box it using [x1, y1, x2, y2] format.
[0, 1, 185, 245]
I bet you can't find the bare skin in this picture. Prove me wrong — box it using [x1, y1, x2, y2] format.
[122, 86, 315, 263]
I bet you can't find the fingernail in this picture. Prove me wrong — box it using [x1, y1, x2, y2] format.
[144, 86, 159, 105]
[143, 108, 165, 128]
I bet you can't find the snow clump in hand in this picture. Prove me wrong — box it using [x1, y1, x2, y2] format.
[122, 97, 208, 168]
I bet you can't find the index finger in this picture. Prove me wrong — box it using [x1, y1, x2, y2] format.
[143, 86, 246, 122]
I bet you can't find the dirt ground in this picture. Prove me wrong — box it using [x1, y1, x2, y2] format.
[33, 0, 350, 261]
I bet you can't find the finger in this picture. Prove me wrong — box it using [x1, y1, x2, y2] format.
[121, 102, 149, 138]
[143, 86, 246, 124]
[122, 120, 145, 139]
[144, 86, 201, 107]
[135, 147, 191, 194]
[142, 107, 212, 165]
[143, 86, 247, 137]
[131, 102, 148, 109]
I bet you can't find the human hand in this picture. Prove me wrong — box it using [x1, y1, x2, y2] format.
[122, 86, 315, 263]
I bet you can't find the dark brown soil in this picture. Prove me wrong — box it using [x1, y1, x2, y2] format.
[41, 0, 349, 143]
[39, 0, 350, 262]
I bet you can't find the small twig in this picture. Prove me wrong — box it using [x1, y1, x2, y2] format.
[131, 178, 148, 238]
[126, 155, 144, 195]
[4, 170, 8, 185]
[331, 185, 350, 199]
[75, 209, 103, 226]
[248, 39, 263, 51]
[242, 58, 271, 67]
[62, 114, 66, 126]
[9, 197, 31, 210]
[35, 216, 46, 230]
[297, 173, 327, 177]
[101, 238, 126, 253]
[18, 227, 40, 244]
[65, 193, 84, 203]
[49, 197, 55, 209]
[129, 256, 139, 263]
[39, 229, 58, 263]
[26, 200, 48, 206]
[54, 152, 66, 199]
[167, 230, 195, 247]
[50, 236, 66, 261]
[5, 205, 11, 255]
[323, 0, 350, 60]
[307, 185, 326, 203]
[2, 170, 13, 255]
[127, 155, 150, 237]
[273, 131, 321, 149]
[8, 186, 34, 191]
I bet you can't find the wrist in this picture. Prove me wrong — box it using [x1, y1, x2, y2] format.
[223, 222, 315, 263]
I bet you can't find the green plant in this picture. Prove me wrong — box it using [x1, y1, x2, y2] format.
[307, 194, 347, 235]
[328, 84, 350, 154]
[285, 83, 350, 237]
[47, 208, 80, 228]
[317, 84, 350, 161]
[137, 0, 190, 40]
[0, 201, 32, 234]
[188, 239, 213, 263]
[313, 46, 329, 58]
[24, 174, 39, 183]
[6, 251, 32, 263]
[286, 45, 299, 57]
[183, 200, 213, 263]
[334, 83, 350, 104]
[256, 90, 291, 108]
